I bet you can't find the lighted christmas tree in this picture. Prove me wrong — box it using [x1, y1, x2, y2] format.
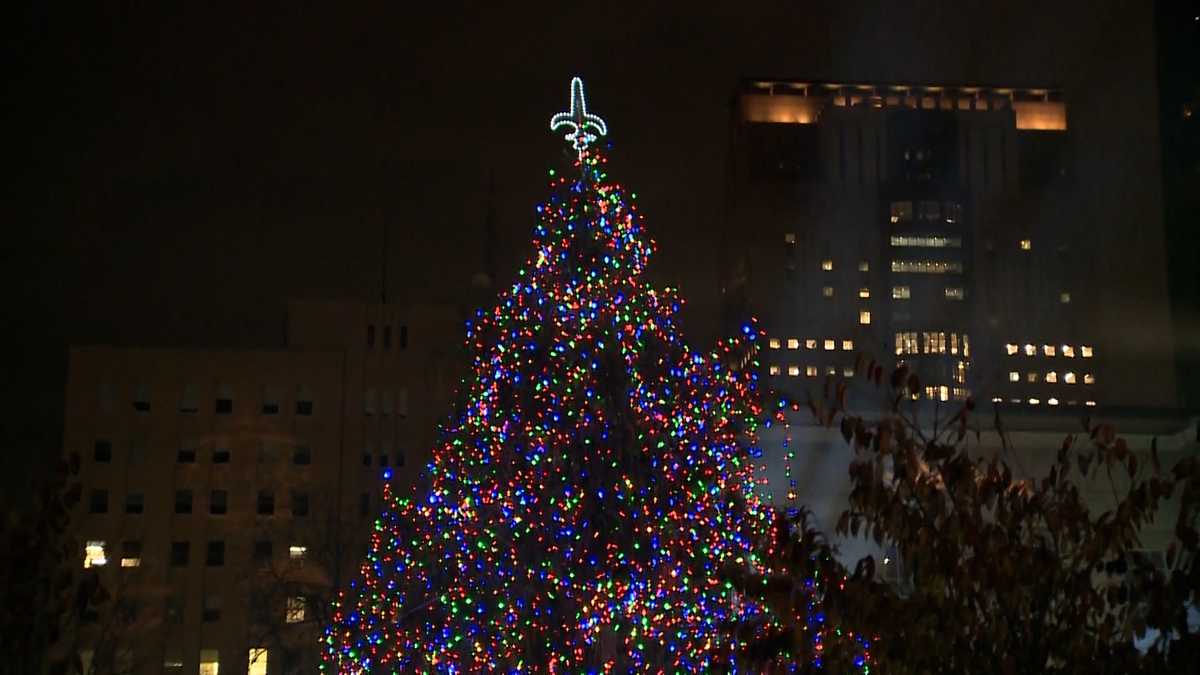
[322, 77, 776, 673]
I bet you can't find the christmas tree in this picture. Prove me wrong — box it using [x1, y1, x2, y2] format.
[322, 77, 775, 673]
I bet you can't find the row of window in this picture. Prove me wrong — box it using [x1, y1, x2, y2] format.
[769, 365, 857, 378]
[780, 250, 871, 274]
[891, 259, 964, 274]
[1005, 343, 1094, 358]
[991, 397, 1098, 407]
[895, 332, 972, 357]
[92, 440, 326, 465]
[890, 235, 962, 248]
[366, 323, 409, 350]
[889, 200, 963, 224]
[923, 385, 972, 402]
[1008, 371, 1096, 385]
[114, 384, 316, 417]
[769, 338, 856, 351]
[85, 539, 309, 569]
[89, 489, 312, 517]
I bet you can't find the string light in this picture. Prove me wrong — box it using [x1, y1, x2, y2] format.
[550, 76, 608, 157]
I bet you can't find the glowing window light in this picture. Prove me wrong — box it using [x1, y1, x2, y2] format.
[1043, 344, 1056, 356]
[991, 396, 1003, 403]
[892, 286, 911, 299]
[783, 233, 796, 244]
[805, 366, 818, 377]
[1060, 292, 1071, 304]
[842, 340, 854, 351]
[1048, 397, 1059, 406]
[1006, 343, 1019, 355]
[787, 365, 800, 377]
[821, 260, 833, 271]
[843, 366, 855, 377]
[1028, 398, 1040, 405]
[289, 545, 306, 561]
[768, 338, 780, 349]
[944, 287, 964, 300]
[1046, 371, 1058, 383]
[1027, 372, 1039, 383]
[1063, 372, 1077, 384]
[1083, 373, 1095, 385]
[1024, 344, 1036, 356]
[859, 311, 871, 325]
[823, 339, 835, 351]
[1085, 400, 1097, 407]
[286, 597, 306, 624]
[805, 339, 817, 349]
[822, 286, 834, 297]
[1062, 345, 1075, 358]
[825, 365, 837, 376]
[1081, 345, 1094, 358]
[84, 541, 107, 569]
[247, 649, 268, 675]
[1009, 372, 1019, 382]
[768, 365, 781, 376]
[786, 338, 799, 350]
[858, 261, 870, 272]
[858, 287, 870, 299]
[1019, 239, 1032, 250]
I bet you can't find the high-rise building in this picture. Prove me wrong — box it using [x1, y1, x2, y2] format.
[724, 78, 1177, 413]
[62, 299, 464, 674]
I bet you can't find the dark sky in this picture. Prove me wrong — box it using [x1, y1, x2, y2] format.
[4, 1, 1184, 505]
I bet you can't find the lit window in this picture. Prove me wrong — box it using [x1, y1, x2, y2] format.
[822, 286, 834, 297]
[784, 233, 796, 244]
[1005, 343, 1019, 355]
[842, 340, 854, 351]
[858, 287, 870, 299]
[768, 338, 780, 349]
[805, 339, 816, 350]
[1019, 239, 1032, 250]
[890, 235, 963, 248]
[1083, 373, 1095, 385]
[1062, 345, 1075, 358]
[120, 541, 141, 568]
[890, 201, 913, 223]
[805, 366, 818, 377]
[1024, 344, 1036, 356]
[1009, 371, 1019, 382]
[824, 339, 835, 351]
[289, 545, 307, 561]
[892, 286, 911, 300]
[890, 260, 964, 274]
[991, 397, 1003, 403]
[787, 338, 799, 350]
[1085, 400, 1097, 407]
[825, 366, 837, 376]
[944, 287, 964, 300]
[1010, 398, 1022, 404]
[199, 650, 219, 675]
[84, 541, 107, 569]
[286, 597, 306, 624]
[1046, 371, 1058, 383]
[1043, 344, 1056, 357]
[1081, 345, 1093, 358]
[248, 649, 268, 675]
[1027, 372, 1039, 383]
[1063, 372, 1077, 384]
[843, 366, 855, 377]
[858, 261, 870, 272]
[821, 260, 833, 271]
[1028, 398, 1040, 405]
[1060, 292, 1071, 304]
[787, 365, 800, 377]
[895, 332, 919, 355]
[859, 311, 871, 325]
[1048, 397, 1059, 406]
[768, 365, 781, 376]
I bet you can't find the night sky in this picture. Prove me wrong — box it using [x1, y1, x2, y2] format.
[4, 1, 1191, 505]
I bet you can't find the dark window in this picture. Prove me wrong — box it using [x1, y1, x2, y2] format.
[210, 490, 228, 515]
[132, 386, 151, 413]
[383, 325, 392, 348]
[395, 450, 405, 467]
[165, 596, 182, 623]
[399, 325, 408, 349]
[93, 440, 112, 462]
[175, 490, 193, 514]
[89, 489, 108, 514]
[257, 491, 275, 516]
[125, 493, 144, 514]
[179, 385, 199, 414]
[253, 540, 272, 566]
[215, 398, 232, 414]
[262, 401, 279, 415]
[296, 399, 313, 416]
[292, 446, 311, 465]
[206, 541, 224, 567]
[379, 454, 389, 467]
[170, 541, 190, 566]
[359, 492, 370, 518]
[212, 447, 230, 464]
[177, 447, 196, 463]
[121, 540, 142, 562]
[292, 492, 309, 517]
[362, 453, 371, 467]
[202, 593, 222, 622]
[367, 324, 376, 348]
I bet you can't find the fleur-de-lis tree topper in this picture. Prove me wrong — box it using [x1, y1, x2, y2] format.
[550, 77, 608, 157]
